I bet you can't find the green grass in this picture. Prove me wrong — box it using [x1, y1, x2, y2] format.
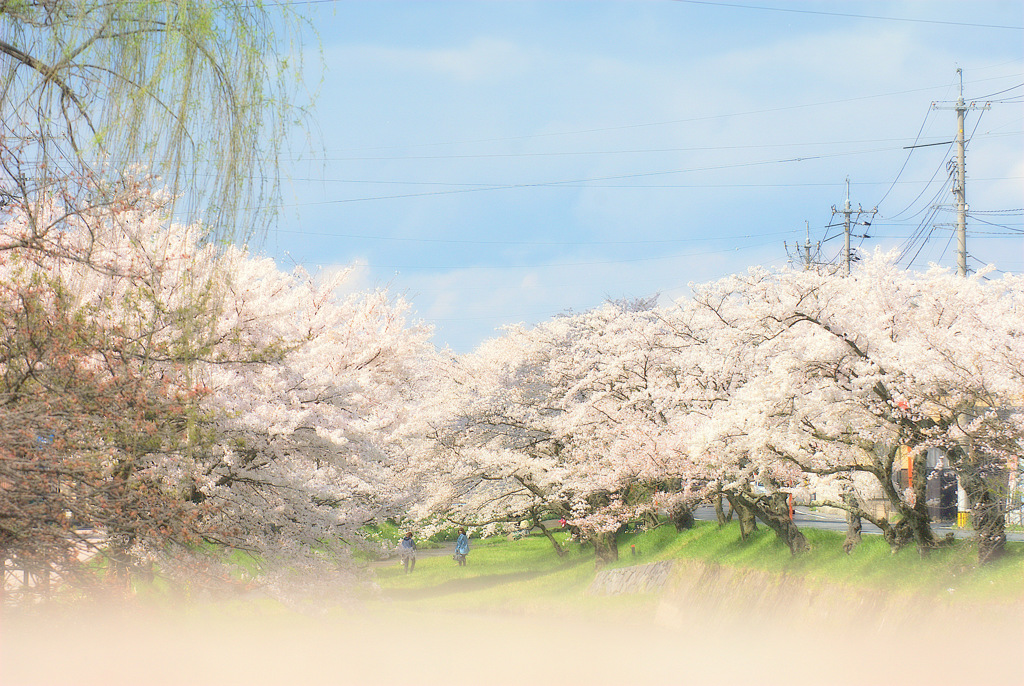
[60, 521, 1024, 617]
[622, 523, 1024, 600]
[368, 533, 597, 614]
[369, 522, 1024, 612]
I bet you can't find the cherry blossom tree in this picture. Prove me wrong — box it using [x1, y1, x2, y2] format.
[415, 252, 1020, 566]
[1, 183, 222, 596]
[680, 254, 1023, 560]
[419, 301, 707, 566]
[629, 288, 812, 553]
[194, 249, 439, 582]
[1, 176, 440, 599]
[414, 323, 573, 553]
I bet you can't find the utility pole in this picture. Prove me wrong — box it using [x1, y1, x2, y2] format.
[831, 177, 877, 275]
[934, 72, 998, 543]
[932, 68, 990, 276]
[785, 221, 822, 270]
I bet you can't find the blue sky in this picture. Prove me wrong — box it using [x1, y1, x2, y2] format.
[267, 1, 1023, 352]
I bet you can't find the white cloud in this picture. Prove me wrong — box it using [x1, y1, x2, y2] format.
[325, 37, 535, 83]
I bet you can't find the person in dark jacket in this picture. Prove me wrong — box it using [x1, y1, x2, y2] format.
[399, 531, 417, 573]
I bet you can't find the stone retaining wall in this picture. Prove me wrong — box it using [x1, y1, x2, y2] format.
[589, 557, 1024, 639]
[587, 560, 675, 596]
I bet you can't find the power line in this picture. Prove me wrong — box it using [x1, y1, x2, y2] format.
[340, 240, 782, 272]
[859, 231, 1021, 237]
[937, 225, 958, 265]
[281, 173, 1022, 190]
[871, 105, 937, 211]
[896, 175, 954, 266]
[973, 83, 1024, 99]
[879, 145, 956, 221]
[968, 215, 1024, 233]
[273, 129, 1018, 167]
[262, 175, 1024, 217]
[285, 145, 918, 207]
[269, 228, 795, 246]
[291, 134, 971, 162]
[674, 0, 1024, 30]
[319, 75, 1022, 154]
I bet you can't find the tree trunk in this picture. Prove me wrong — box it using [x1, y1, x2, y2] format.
[906, 450, 938, 555]
[0, 539, 8, 606]
[962, 471, 1007, 564]
[534, 519, 567, 558]
[825, 494, 906, 554]
[107, 553, 131, 597]
[841, 491, 862, 554]
[714, 494, 733, 526]
[876, 517, 911, 553]
[872, 444, 930, 554]
[105, 534, 135, 598]
[644, 510, 660, 529]
[669, 502, 695, 531]
[751, 492, 809, 555]
[904, 509, 937, 556]
[725, 492, 757, 540]
[592, 531, 618, 569]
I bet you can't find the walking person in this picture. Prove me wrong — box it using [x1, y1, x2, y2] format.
[454, 527, 469, 566]
[399, 530, 417, 573]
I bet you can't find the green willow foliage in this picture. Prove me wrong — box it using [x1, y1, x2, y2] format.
[0, 0, 309, 245]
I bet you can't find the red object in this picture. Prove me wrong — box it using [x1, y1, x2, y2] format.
[907, 450, 915, 505]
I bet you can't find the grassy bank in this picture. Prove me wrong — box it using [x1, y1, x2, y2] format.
[371, 521, 1024, 611]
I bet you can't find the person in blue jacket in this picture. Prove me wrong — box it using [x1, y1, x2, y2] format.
[454, 527, 469, 566]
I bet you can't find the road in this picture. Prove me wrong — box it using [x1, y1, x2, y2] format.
[692, 505, 1024, 542]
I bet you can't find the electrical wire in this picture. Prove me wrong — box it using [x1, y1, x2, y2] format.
[673, 0, 1024, 30]
[971, 83, 1024, 99]
[936, 225, 958, 266]
[279, 172, 1021, 191]
[968, 215, 1024, 233]
[311, 75, 1022, 155]
[883, 150, 955, 222]
[287, 145, 914, 208]
[356, 239, 783, 272]
[903, 221, 940, 270]
[871, 105, 934, 211]
[876, 94, 987, 233]
[895, 175, 954, 266]
[268, 228, 796, 246]
[968, 256, 1021, 275]
[968, 208, 1024, 214]
[291, 134, 958, 163]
